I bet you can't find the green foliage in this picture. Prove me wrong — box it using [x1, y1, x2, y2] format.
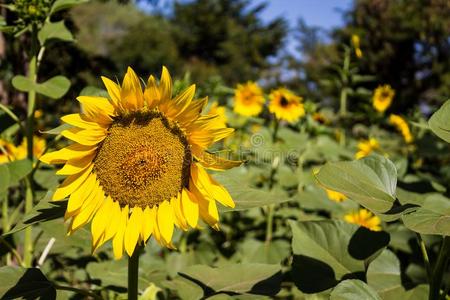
[429, 99, 450, 143]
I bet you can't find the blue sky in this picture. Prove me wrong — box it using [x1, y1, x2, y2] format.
[141, 0, 353, 56]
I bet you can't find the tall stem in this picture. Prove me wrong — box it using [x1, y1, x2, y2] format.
[128, 246, 141, 300]
[2, 196, 10, 265]
[429, 236, 450, 300]
[23, 25, 38, 268]
[415, 233, 432, 280]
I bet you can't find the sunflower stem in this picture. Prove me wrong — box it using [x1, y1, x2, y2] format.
[429, 236, 450, 300]
[415, 233, 432, 281]
[128, 246, 141, 300]
[23, 24, 39, 268]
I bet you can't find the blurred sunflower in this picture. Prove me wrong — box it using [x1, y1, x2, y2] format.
[344, 209, 381, 231]
[209, 101, 227, 126]
[389, 114, 413, 143]
[269, 88, 305, 123]
[0, 139, 18, 163]
[372, 84, 394, 113]
[355, 138, 379, 159]
[325, 189, 346, 202]
[0, 136, 46, 163]
[351, 34, 362, 58]
[233, 81, 265, 117]
[40, 67, 241, 259]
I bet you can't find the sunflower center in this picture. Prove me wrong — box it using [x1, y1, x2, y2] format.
[280, 97, 289, 107]
[93, 111, 191, 208]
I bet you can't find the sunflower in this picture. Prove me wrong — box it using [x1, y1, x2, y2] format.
[325, 188, 346, 202]
[344, 209, 381, 231]
[372, 84, 394, 113]
[209, 101, 227, 127]
[389, 114, 413, 143]
[355, 138, 379, 159]
[268, 88, 305, 123]
[233, 81, 265, 117]
[40, 67, 242, 259]
[0, 136, 46, 163]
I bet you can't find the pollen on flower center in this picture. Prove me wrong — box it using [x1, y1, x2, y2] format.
[280, 97, 289, 107]
[93, 111, 191, 208]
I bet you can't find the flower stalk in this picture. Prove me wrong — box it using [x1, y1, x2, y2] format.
[429, 236, 450, 300]
[128, 245, 142, 300]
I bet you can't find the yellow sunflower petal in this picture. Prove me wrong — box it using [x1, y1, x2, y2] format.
[172, 193, 188, 230]
[53, 164, 93, 200]
[144, 75, 160, 109]
[157, 200, 174, 244]
[195, 151, 242, 171]
[61, 128, 106, 146]
[66, 172, 97, 216]
[178, 97, 208, 126]
[113, 205, 128, 259]
[61, 114, 106, 130]
[124, 207, 143, 256]
[40, 144, 96, 165]
[159, 66, 172, 101]
[104, 199, 121, 241]
[181, 188, 199, 228]
[101, 76, 122, 109]
[70, 184, 104, 231]
[121, 67, 144, 110]
[91, 196, 114, 249]
[56, 152, 95, 175]
[76, 96, 115, 124]
[141, 206, 154, 243]
[163, 84, 196, 119]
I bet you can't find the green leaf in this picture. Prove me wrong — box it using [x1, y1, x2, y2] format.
[214, 172, 291, 211]
[0, 267, 56, 299]
[11, 75, 36, 92]
[289, 220, 389, 293]
[330, 280, 381, 300]
[402, 194, 450, 235]
[315, 155, 397, 213]
[36, 76, 71, 99]
[42, 123, 72, 135]
[178, 263, 282, 297]
[38, 21, 74, 45]
[79, 86, 109, 97]
[0, 164, 10, 197]
[7, 191, 67, 235]
[367, 250, 405, 299]
[50, 0, 89, 15]
[428, 99, 450, 143]
[7, 159, 32, 185]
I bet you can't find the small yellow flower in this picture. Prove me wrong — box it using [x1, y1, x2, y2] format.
[325, 189, 346, 202]
[269, 88, 305, 124]
[209, 102, 227, 126]
[233, 82, 265, 117]
[313, 112, 330, 124]
[355, 138, 379, 159]
[351, 34, 362, 58]
[34, 109, 43, 119]
[16, 136, 47, 160]
[344, 209, 381, 231]
[373, 85, 395, 113]
[389, 114, 413, 143]
[0, 140, 18, 164]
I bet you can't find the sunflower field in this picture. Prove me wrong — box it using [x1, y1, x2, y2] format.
[0, 0, 449, 299]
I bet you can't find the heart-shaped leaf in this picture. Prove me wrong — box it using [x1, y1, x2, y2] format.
[330, 280, 381, 300]
[38, 21, 73, 45]
[315, 155, 397, 213]
[429, 99, 450, 143]
[50, 0, 89, 15]
[0, 267, 56, 299]
[36, 76, 71, 99]
[11, 75, 36, 93]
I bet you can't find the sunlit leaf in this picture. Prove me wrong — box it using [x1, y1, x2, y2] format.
[402, 194, 450, 236]
[428, 99, 450, 143]
[330, 280, 381, 300]
[315, 155, 397, 213]
[36, 76, 71, 99]
[7, 159, 32, 185]
[0, 164, 10, 197]
[50, 0, 89, 15]
[178, 263, 282, 297]
[38, 21, 74, 45]
[11, 75, 35, 93]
